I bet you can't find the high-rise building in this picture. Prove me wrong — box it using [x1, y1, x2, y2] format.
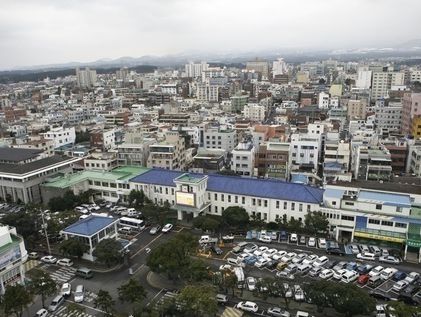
[184, 61, 208, 78]
[402, 92, 421, 136]
[76, 67, 97, 88]
[371, 70, 405, 100]
[356, 67, 372, 89]
[272, 57, 288, 77]
[246, 59, 269, 79]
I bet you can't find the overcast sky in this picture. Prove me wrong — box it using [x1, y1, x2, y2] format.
[0, 0, 420, 69]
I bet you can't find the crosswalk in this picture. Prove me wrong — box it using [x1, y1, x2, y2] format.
[51, 305, 94, 317]
[50, 267, 77, 284]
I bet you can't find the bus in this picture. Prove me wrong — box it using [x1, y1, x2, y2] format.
[119, 217, 145, 231]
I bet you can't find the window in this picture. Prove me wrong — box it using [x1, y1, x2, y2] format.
[276, 201, 280, 209]
[214, 206, 218, 213]
[307, 205, 311, 212]
[264, 200, 268, 207]
[368, 219, 380, 225]
[221, 194, 224, 202]
[396, 207, 402, 213]
[381, 220, 393, 227]
[258, 199, 262, 206]
[345, 202, 354, 206]
[376, 204, 382, 210]
[228, 195, 231, 203]
[291, 203, 295, 211]
[395, 222, 407, 228]
[284, 202, 287, 210]
[332, 201, 337, 206]
[235, 196, 238, 203]
[299, 204, 303, 212]
[341, 215, 354, 221]
[252, 198, 256, 206]
[242, 197, 245, 204]
[214, 193, 217, 201]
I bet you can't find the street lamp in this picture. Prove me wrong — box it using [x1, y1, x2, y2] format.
[40, 209, 51, 255]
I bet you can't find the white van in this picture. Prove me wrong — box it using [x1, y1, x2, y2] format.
[297, 264, 311, 274]
[48, 295, 64, 311]
[357, 252, 376, 261]
[118, 227, 132, 235]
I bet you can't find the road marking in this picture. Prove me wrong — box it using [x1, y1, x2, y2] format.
[131, 234, 163, 258]
[133, 264, 145, 275]
[65, 299, 105, 313]
[147, 288, 165, 306]
[222, 251, 232, 260]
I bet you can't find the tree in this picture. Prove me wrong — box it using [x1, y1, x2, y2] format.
[192, 215, 221, 233]
[48, 191, 77, 211]
[304, 211, 329, 235]
[333, 283, 375, 317]
[59, 238, 89, 259]
[222, 206, 249, 229]
[93, 239, 123, 267]
[94, 289, 115, 316]
[29, 270, 56, 308]
[2, 284, 33, 317]
[147, 232, 199, 281]
[386, 301, 421, 317]
[302, 280, 332, 313]
[288, 217, 303, 233]
[128, 190, 145, 209]
[273, 278, 294, 309]
[118, 279, 147, 309]
[249, 213, 266, 229]
[1, 211, 41, 249]
[176, 284, 217, 317]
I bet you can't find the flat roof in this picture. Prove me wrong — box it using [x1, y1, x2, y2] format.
[358, 190, 411, 208]
[63, 215, 117, 236]
[43, 166, 149, 189]
[0, 147, 43, 162]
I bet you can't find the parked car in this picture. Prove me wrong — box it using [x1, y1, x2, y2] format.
[246, 277, 257, 291]
[333, 261, 347, 272]
[294, 285, 305, 301]
[357, 264, 373, 275]
[149, 225, 161, 235]
[379, 255, 401, 265]
[393, 280, 409, 292]
[259, 235, 272, 243]
[41, 255, 57, 264]
[212, 244, 223, 255]
[236, 301, 259, 313]
[61, 283, 71, 297]
[393, 271, 407, 281]
[57, 258, 73, 267]
[405, 272, 420, 284]
[35, 309, 48, 317]
[357, 274, 370, 285]
[356, 252, 376, 261]
[272, 251, 287, 261]
[369, 266, 384, 277]
[380, 267, 398, 280]
[326, 248, 345, 256]
[333, 269, 346, 280]
[244, 244, 258, 253]
[319, 269, 334, 279]
[255, 258, 269, 268]
[161, 223, 173, 233]
[313, 256, 329, 267]
[349, 244, 360, 254]
[290, 233, 298, 243]
[48, 295, 64, 312]
[299, 236, 306, 244]
[267, 307, 291, 317]
[74, 285, 85, 303]
[342, 270, 358, 283]
[28, 252, 38, 259]
[216, 294, 228, 305]
[307, 237, 316, 247]
[318, 238, 326, 249]
[309, 266, 323, 277]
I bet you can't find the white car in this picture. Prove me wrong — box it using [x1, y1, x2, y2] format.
[255, 258, 269, 268]
[236, 301, 259, 313]
[57, 258, 73, 267]
[35, 309, 48, 317]
[263, 249, 277, 259]
[393, 280, 409, 292]
[405, 272, 420, 284]
[314, 256, 329, 267]
[319, 269, 334, 279]
[267, 307, 290, 317]
[290, 233, 298, 243]
[272, 251, 287, 261]
[41, 255, 57, 264]
[302, 254, 318, 265]
[281, 252, 296, 263]
[369, 266, 384, 277]
[318, 238, 326, 248]
[379, 255, 400, 264]
[259, 235, 272, 243]
[333, 269, 346, 280]
[349, 244, 360, 254]
[219, 264, 233, 271]
[308, 237, 316, 247]
[380, 268, 398, 280]
[61, 283, 71, 297]
[161, 223, 173, 233]
[294, 285, 305, 301]
[246, 277, 257, 291]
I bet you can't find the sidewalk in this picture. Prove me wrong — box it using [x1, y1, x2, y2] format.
[146, 271, 184, 290]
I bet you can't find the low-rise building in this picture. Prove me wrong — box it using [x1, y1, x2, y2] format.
[147, 131, 186, 170]
[353, 145, 392, 181]
[255, 141, 289, 179]
[42, 126, 76, 149]
[231, 141, 255, 176]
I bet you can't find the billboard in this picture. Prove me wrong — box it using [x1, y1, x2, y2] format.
[176, 192, 195, 207]
[0, 246, 21, 270]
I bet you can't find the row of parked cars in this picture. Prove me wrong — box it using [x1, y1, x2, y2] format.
[234, 300, 311, 317]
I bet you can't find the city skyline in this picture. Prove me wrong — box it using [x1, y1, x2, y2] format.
[1, 0, 421, 69]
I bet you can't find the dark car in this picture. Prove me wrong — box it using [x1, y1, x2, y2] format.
[326, 248, 345, 256]
[369, 290, 391, 301]
[212, 245, 223, 255]
[266, 260, 278, 270]
[393, 271, 407, 281]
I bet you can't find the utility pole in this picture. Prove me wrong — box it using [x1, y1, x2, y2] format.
[40, 210, 51, 255]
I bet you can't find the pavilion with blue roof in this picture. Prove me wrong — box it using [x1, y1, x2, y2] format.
[61, 215, 119, 261]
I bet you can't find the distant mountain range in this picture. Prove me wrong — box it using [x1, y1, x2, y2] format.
[3, 40, 421, 73]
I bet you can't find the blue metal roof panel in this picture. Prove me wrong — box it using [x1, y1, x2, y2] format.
[63, 216, 117, 236]
[130, 169, 324, 204]
[358, 190, 411, 207]
[392, 216, 421, 225]
[324, 188, 345, 199]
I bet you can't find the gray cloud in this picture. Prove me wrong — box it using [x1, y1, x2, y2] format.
[0, 0, 420, 69]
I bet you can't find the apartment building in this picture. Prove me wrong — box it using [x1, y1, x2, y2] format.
[117, 132, 155, 166]
[42, 126, 76, 149]
[196, 83, 219, 102]
[371, 70, 405, 100]
[410, 70, 421, 83]
[231, 141, 255, 177]
[201, 126, 237, 152]
[246, 59, 269, 79]
[147, 131, 186, 170]
[289, 133, 320, 174]
[407, 143, 421, 176]
[347, 99, 368, 120]
[353, 145, 392, 181]
[402, 92, 421, 136]
[318, 92, 330, 109]
[90, 129, 116, 151]
[243, 103, 266, 122]
[0, 225, 28, 294]
[255, 141, 289, 180]
[84, 152, 118, 171]
[76, 67, 97, 88]
[323, 136, 351, 183]
[374, 100, 402, 134]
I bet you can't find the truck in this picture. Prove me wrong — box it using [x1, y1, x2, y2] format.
[198, 235, 218, 244]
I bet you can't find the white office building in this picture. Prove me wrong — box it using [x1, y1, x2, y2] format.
[42, 126, 76, 149]
[231, 141, 255, 177]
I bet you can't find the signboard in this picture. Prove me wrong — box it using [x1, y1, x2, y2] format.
[354, 231, 404, 243]
[0, 246, 22, 270]
[176, 192, 195, 207]
[406, 239, 421, 248]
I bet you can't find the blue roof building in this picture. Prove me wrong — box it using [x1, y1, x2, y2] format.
[62, 215, 119, 262]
